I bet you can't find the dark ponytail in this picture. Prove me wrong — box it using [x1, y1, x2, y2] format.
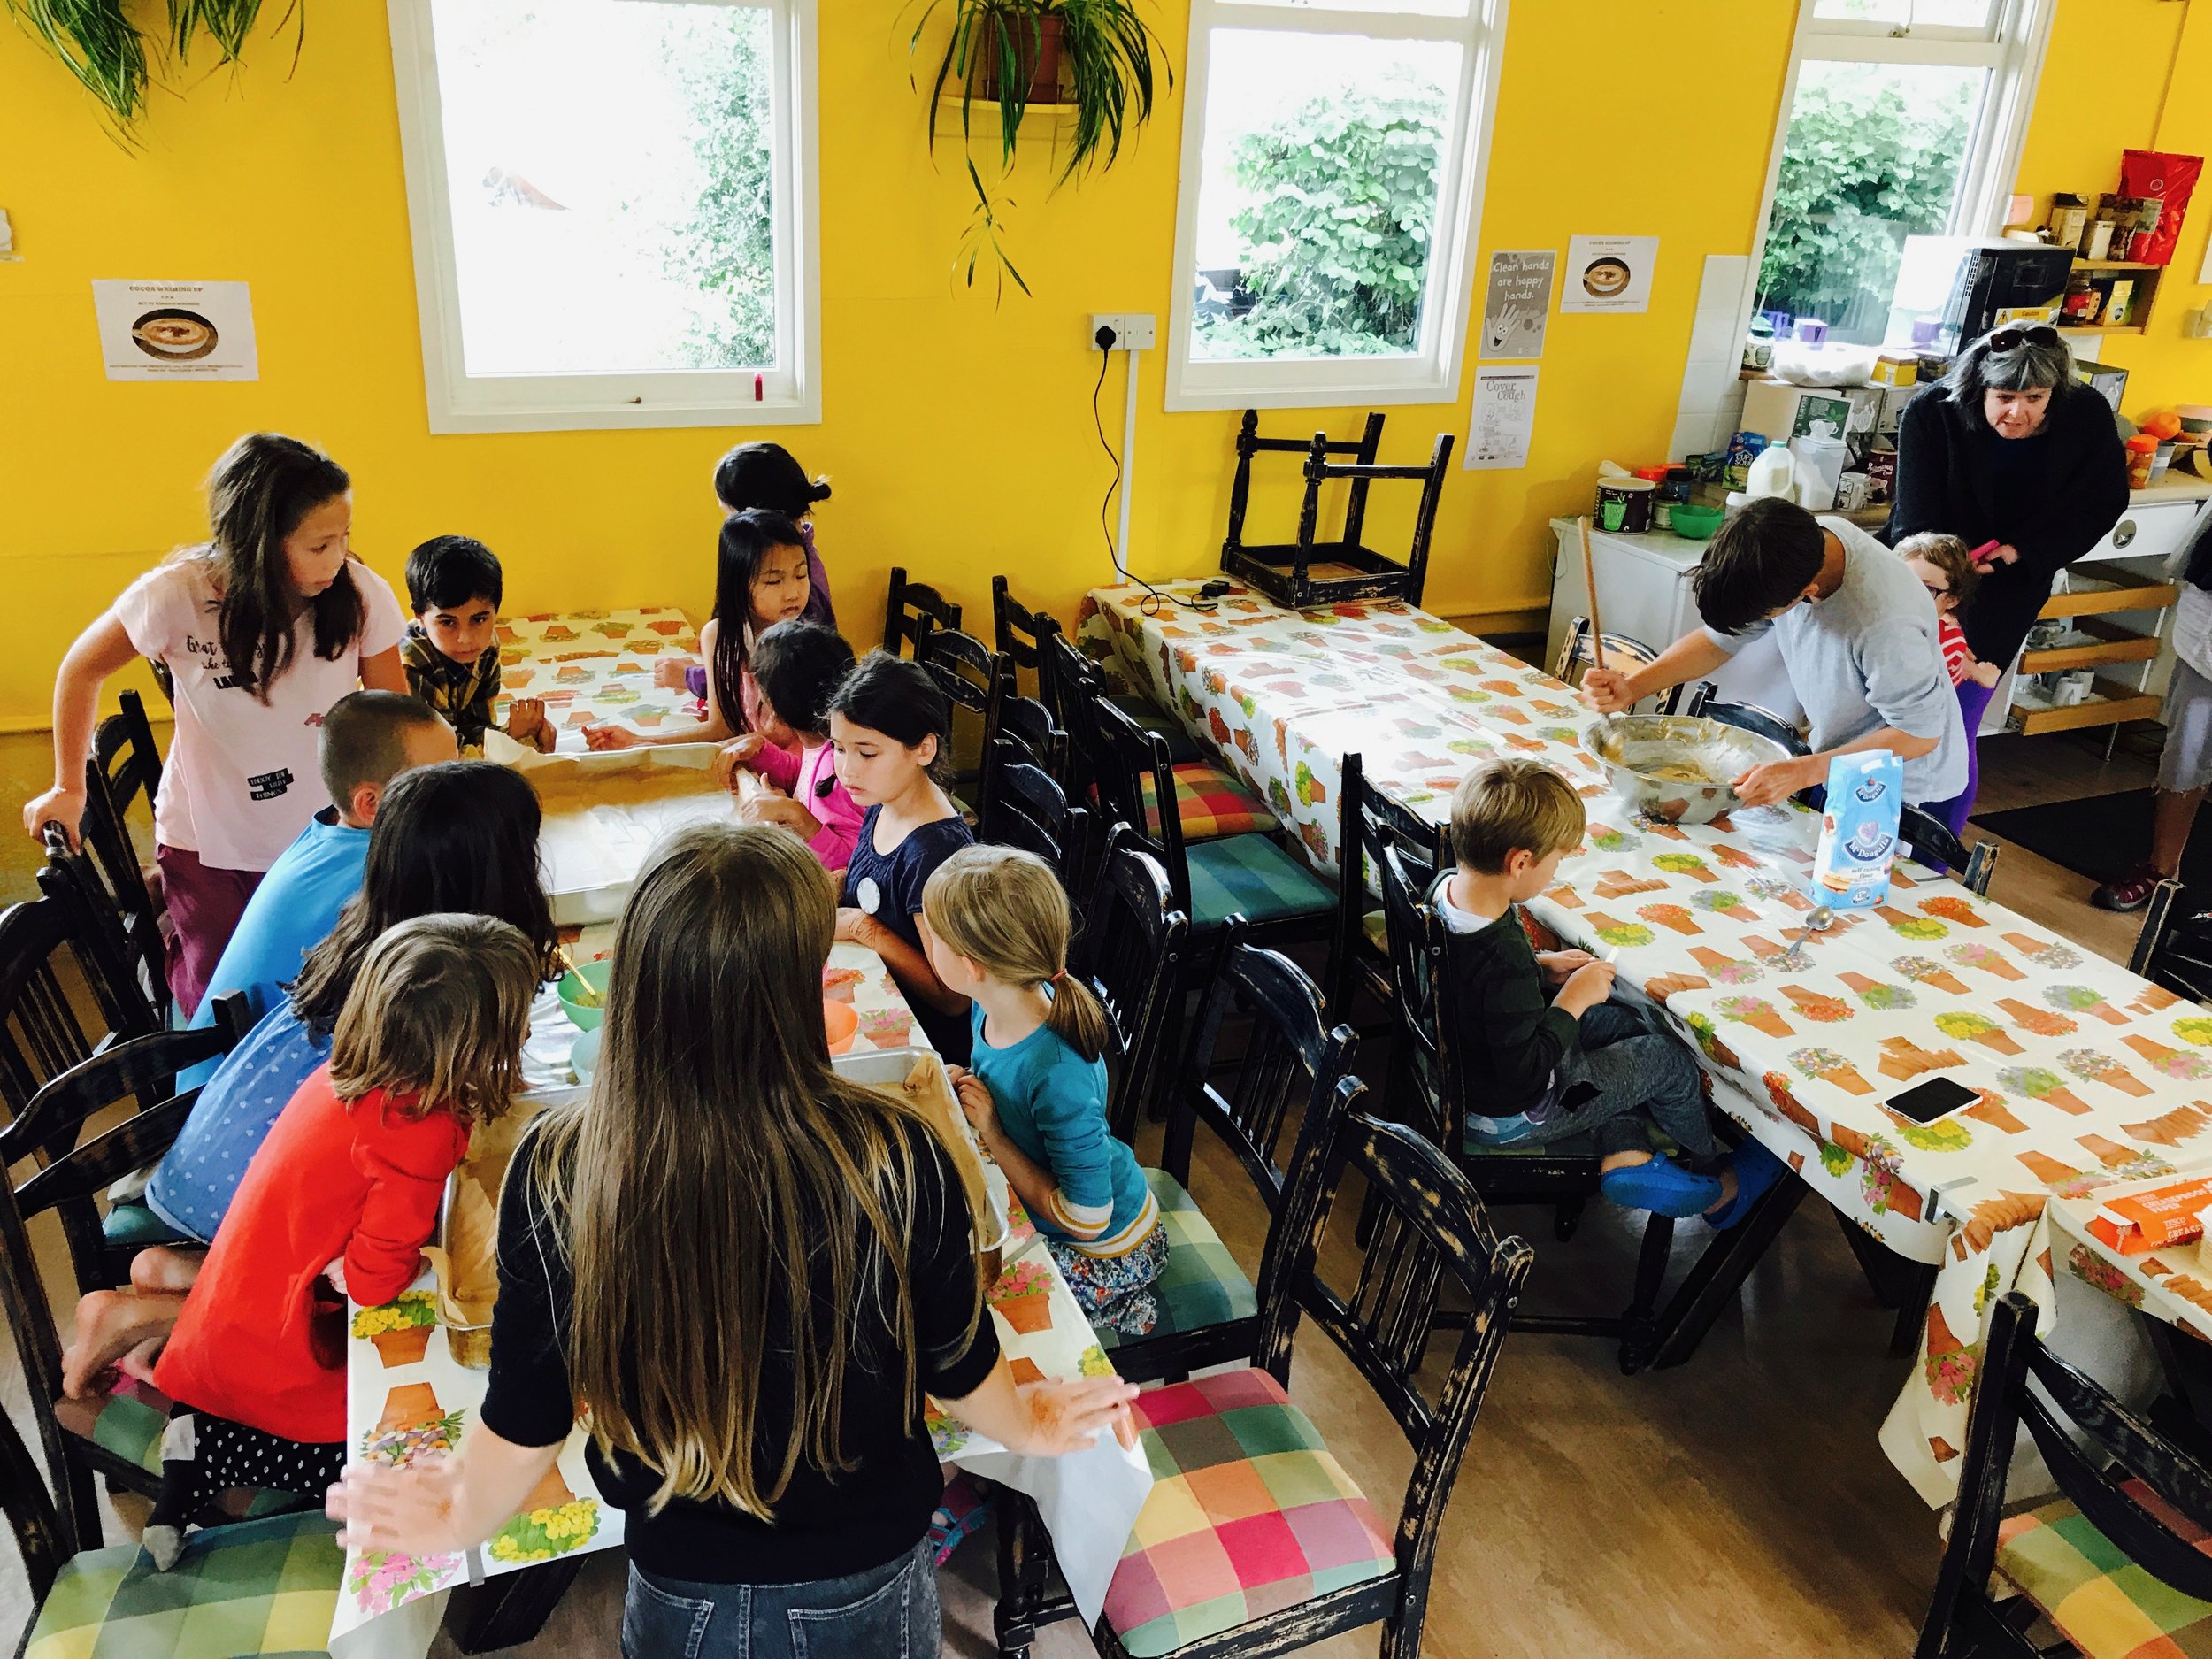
[712, 442, 831, 518]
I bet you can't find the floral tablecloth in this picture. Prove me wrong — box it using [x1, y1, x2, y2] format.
[494, 608, 701, 750]
[1081, 579, 2212, 1506]
[332, 941, 1148, 1653]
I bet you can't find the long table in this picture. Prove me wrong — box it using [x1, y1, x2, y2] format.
[331, 942, 1151, 1655]
[1081, 578, 2211, 1506]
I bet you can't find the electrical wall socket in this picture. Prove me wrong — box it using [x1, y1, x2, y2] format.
[1087, 311, 1156, 351]
[2186, 306, 2212, 341]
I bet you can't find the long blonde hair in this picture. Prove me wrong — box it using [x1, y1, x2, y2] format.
[328, 913, 537, 1125]
[922, 845, 1110, 1063]
[531, 824, 982, 1517]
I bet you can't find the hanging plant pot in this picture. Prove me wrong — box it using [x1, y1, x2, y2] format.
[970, 11, 1064, 105]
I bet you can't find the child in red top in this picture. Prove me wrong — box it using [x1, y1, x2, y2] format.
[1898, 533, 2003, 690]
[143, 911, 540, 1567]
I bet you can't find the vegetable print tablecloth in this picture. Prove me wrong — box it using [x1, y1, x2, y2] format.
[1081, 579, 2212, 1506]
[493, 608, 701, 749]
[332, 941, 1149, 1655]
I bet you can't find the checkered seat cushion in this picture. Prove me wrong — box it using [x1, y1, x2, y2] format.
[27, 1509, 342, 1659]
[1142, 764, 1279, 844]
[1186, 836, 1336, 929]
[1102, 1369, 1395, 1657]
[1095, 1171, 1256, 1355]
[1993, 1484, 2212, 1658]
[51, 1375, 310, 1522]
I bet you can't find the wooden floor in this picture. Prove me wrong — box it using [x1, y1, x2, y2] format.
[0, 719, 2174, 1657]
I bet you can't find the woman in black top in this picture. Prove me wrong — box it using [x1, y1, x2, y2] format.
[1887, 324, 2130, 833]
[329, 824, 1135, 1657]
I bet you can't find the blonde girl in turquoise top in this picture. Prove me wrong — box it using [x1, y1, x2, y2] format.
[922, 847, 1165, 1337]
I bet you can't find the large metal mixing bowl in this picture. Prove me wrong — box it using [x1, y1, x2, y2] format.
[1580, 714, 1794, 826]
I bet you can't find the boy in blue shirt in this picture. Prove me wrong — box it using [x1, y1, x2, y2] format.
[188, 690, 453, 1029]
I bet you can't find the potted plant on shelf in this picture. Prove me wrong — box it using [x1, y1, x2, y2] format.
[905, 0, 1171, 296]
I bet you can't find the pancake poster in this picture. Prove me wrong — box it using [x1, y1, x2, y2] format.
[92, 279, 258, 380]
[1560, 235, 1658, 315]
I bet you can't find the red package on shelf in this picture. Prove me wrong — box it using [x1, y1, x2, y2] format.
[2119, 150, 2203, 266]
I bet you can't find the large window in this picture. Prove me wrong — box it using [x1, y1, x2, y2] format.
[1750, 0, 2051, 347]
[1164, 0, 1505, 411]
[388, 0, 820, 433]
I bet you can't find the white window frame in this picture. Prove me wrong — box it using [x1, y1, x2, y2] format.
[386, 0, 822, 434]
[1163, 0, 1507, 413]
[1740, 0, 2055, 330]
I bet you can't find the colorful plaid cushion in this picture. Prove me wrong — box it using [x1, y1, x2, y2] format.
[51, 1374, 169, 1481]
[1110, 696, 1203, 764]
[1994, 1485, 2212, 1658]
[51, 1377, 311, 1521]
[1104, 1369, 1394, 1656]
[1096, 1171, 1256, 1354]
[1144, 763, 1279, 844]
[1186, 835, 1336, 929]
[27, 1509, 342, 1659]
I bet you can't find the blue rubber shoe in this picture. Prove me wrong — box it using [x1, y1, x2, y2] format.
[1703, 1140, 1788, 1230]
[1601, 1154, 1724, 1218]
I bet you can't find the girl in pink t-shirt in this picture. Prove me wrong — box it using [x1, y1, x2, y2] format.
[22, 434, 407, 1017]
[717, 620, 865, 874]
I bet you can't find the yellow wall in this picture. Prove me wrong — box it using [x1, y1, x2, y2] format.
[0, 0, 1801, 733]
[2014, 0, 2212, 418]
[4, 0, 2203, 741]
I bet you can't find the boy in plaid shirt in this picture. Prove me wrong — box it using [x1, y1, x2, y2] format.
[400, 535, 552, 752]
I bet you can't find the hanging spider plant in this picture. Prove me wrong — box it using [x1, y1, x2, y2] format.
[5, 0, 306, 137]
[905, 0, 1171, 295]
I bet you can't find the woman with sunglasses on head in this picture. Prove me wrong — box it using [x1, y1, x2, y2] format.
[1887, 323, 2129, 841]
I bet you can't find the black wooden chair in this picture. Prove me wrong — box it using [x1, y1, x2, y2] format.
[883, 566, 962, 658]
[1917, 1290, 2212, 1659]
[978, 740, 1088, 901]
[1041, 614, 1202, 768]
[1377, 843, 1678, 1371]
[995, 1087, 1532, 1659]
[984, 670, 1065, 782]
[36, 831, 162, 1042]
[0, 1004, 250, 1544]
[81, 692, 172, 1026]
[990, 575, 1060, 702]
[0, 893, 151, 1125]
[1329, 751, 1448, 1034]
[918, 625, 1008, 805]
[1897, 802, 2000, 896]
[1084, 695, 1334, 958]
[1555, 618, 1680, 715]
[2130, 879, 2212, 1002]
[0, 1399, 343, 1659]
[1682, 680, 1807, 755]
[1074, 826, 1190, 1145]
[1099, 933, 1358, 1385]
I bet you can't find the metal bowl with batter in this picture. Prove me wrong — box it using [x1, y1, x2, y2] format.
[1580, 714, 1794, 826]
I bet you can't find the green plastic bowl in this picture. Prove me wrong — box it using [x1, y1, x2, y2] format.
[570, 1026, 602, 1084]
[557, 960, 612, 1031]
[1671, 503, 1725, 540]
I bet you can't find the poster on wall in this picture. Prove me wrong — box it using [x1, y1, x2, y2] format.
[1466, 365, 1539, 470]
[1480, 250, 1555, 357]
[1559, 236, 1658, 315]
[93, 280, 258, 380]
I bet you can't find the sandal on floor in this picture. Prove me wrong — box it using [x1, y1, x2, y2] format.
[1600, 1155, 1723, 1218]
[1704, 1141, 1788, 1230]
